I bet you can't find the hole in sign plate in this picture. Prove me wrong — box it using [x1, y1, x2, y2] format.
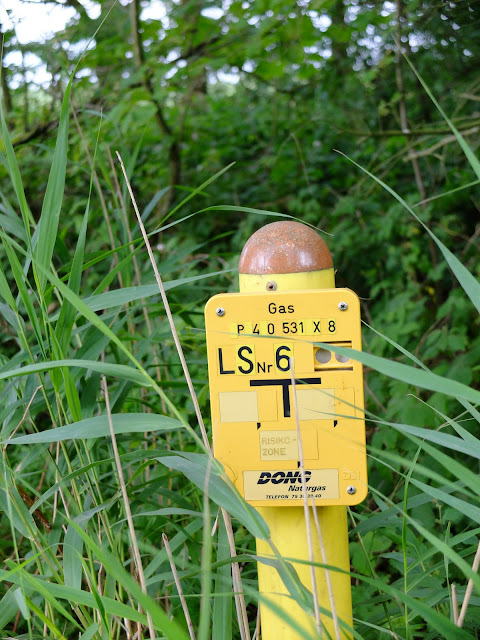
[315, 348, 331, 364]
[335, 353, 350, 364]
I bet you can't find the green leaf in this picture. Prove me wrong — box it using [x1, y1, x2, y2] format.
[5, 413, 181, 444]
[0, 569, 157, 627]
[4, 562, 79, 627]
[389, 422, 480, 459]
[0, 588, 25, 628]
[79, 269, 235, 313]
[212, 517, 233, 640]
[66, 520, 190, 639]
[0, 100, 33, 241]
[79, 624, 100, 640]
[337, 152, 480, 315]
[0, 480, 38, 540]
[34, 78, 72, 293]
[0, 358, 151, 388]
[64, 502, 113, 590]
[156, 453, 270, 540]
[316, 341, 480, 405]
[408, 476, 480, 523]
[405, 55, 480, 181]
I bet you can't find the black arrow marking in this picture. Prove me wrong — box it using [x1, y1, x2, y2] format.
[257, 422, 261, 430]
[334, 420, 338, 427]
[297, 461, 301, 468]
[250, 377, 322, 418]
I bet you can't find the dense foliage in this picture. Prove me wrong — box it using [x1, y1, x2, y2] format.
[0, 0, 479, 638]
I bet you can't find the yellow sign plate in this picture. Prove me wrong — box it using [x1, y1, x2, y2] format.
[205, 289, 367, 506]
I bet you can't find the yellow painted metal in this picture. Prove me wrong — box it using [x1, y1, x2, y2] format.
[205, 266, 360, 639]
[204, 288, 367, 506]
[239, 268, 335, 292]
[256, 505, 351, 639]
[243, 268, 353, 640]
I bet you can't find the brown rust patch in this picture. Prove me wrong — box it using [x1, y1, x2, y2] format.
[238, 221, 333, 275]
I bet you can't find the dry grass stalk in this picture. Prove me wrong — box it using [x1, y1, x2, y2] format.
[115, 151, 209, 450]
[5, 385, 41, 451]
[108, 146, 167, 414]
[290, 360, 323, 636]
[101, 376, 156, 640]
[310, 498, 341, 640]
[221, 508, 251, 640]
[451, 583, 459, 625]
[252, 606, 260, 640]
[162, 533, 197, 640]
[116, 151, 251, 639]
[457, 538, 480, 627]
[71, 106, 123, 286]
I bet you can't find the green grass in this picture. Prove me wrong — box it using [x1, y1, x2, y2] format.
[0, 64, 479, 640]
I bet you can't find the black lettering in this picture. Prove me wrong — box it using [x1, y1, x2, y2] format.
[237, 324, 244, 334]
[257, 472, 271, 484]
[272, 472, 285, 484]
[257, 362, 266, 373]
[313, 321, 321, 333]
[267, 364, 273, 372]
[218, 348, 234, 375]
[238, 346, 254, 374]
[278, 305, 287, 314]
[275, 345, 291, 372]
[288, 305, 294, 313]
[268, 303, 276, 314]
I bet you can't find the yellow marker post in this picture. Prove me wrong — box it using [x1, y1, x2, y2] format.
[205, 221, 367, 639]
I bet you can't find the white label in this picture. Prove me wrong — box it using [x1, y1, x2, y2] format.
[243, 469, 339, 501]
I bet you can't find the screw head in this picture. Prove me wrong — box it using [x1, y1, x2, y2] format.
[338, 302, 348, 311]
[266, 281, 277, 291]
[347, 485, 356, 495]
[216, 307, 225, 317]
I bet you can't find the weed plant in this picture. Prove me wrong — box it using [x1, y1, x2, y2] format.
[0, 65, 479, 640]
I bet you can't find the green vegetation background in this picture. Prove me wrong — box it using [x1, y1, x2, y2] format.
[0, 0, 479, 638]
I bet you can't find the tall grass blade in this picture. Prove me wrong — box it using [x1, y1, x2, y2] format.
[404, 55, 480, 181]
[337, 152, 480, 314]
[0, 567, 158, 625]
[34, 79, 72, 293]
[0, 358, 151, 388]
[6, 412, 181, 444]
[316, 341, 480, 405]
[212, 516, 233, 640]
[156, 453, 269, 541]
[67, 520, 190, 640]
[0, 100, 33, 241]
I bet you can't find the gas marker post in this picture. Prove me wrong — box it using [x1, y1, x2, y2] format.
[205, 221, 367, 639]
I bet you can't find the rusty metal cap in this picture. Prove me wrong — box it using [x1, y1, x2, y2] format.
[238, 221, 333, 274]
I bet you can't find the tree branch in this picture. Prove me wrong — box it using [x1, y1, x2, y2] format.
[130, 0, 180, 213]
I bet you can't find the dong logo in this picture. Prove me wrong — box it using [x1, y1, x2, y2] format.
[257, 471, 312, 485]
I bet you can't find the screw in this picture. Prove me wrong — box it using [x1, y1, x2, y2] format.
[338, 302, 348, 311]
[347, 485, 356, 495]
[266, 281, 277, 291]
[216, 307, 225, 317]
